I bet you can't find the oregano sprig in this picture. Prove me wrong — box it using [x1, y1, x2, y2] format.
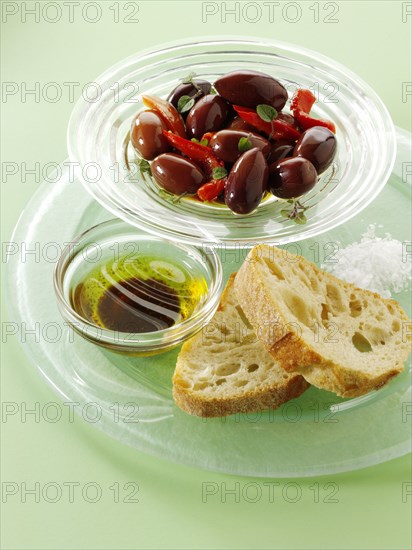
[256, 104, 278, 139]
[180, 71, 203, 96]
[280, 200, 308, 225]
[177, 95, 195, 113]
[238, 135, 253, 153]
[181, 71, 197, 85]
[137, 158, 152, 177]
[212, 166, 228, 180]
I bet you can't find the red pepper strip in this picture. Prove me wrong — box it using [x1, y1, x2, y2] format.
[197, 178, 226, 202]
[200, 132, 215, 144]
[293, 111, 336, 133]
[290, 89, 336, 134]
[142, 95, 186, 138]
[290, 89, 316, 114]
[162, 130, 224, 177]
[162, 131, 226, 201]
[233, 105, 301, 140]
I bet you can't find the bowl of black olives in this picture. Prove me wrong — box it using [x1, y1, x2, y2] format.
[68, 37, 396, 247]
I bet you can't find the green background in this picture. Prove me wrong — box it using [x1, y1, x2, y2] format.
[1, 1, 411, 549]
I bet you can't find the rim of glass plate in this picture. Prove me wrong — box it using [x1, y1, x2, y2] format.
[4, 136, 411, 477]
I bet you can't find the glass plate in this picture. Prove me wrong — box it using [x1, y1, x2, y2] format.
[6, 128, 411, 477]
[67, 37, 396, 247]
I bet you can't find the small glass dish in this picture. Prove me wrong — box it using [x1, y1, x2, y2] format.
[67, 36, 396, 247]
[53, 219, 223, 355]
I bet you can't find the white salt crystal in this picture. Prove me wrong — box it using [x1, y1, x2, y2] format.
[322, 224, 411, 298]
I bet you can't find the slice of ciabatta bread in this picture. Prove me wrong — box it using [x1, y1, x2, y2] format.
[234, 245, 412, 398]
[173, 274, 309, 417]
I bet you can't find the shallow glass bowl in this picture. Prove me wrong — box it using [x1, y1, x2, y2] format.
[68, 37, 396, 246]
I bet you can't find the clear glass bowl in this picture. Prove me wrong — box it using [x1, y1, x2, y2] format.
[53, 219, 222, 355]
[68, 37, 396, 247]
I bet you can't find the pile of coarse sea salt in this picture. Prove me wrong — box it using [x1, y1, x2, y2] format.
[322, 224, 411, 299]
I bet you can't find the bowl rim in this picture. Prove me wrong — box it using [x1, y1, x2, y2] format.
[67, 35, 397, 247]
[53, 217, 223, 349]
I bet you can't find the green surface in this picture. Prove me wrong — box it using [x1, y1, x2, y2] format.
[1, 2, 411, 549]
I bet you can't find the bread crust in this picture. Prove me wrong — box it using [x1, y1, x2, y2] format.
[172, 274, 309, 417]
[173, 373, 309, 417]
[234, 245, 411, 398]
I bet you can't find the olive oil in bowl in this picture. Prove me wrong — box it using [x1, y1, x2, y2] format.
[54, 219, 223, 355]
[71, 254, 208, 335]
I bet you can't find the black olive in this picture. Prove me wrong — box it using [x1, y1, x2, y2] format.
[215, 70, 288, 111]
[151, 153, 205, 195]
[268, 157, 318, 199]
[185, 94, 230, 140]
[293, 126, 337, 174]
[268, 139, 295, 164]
[167, 79, 212, 114]
[226, 116, 257, 133]
[210, 130, 270, 163]
[225, 148, 268, 214]
[130, 110, 170, 160]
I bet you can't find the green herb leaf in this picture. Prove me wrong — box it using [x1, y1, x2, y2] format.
[209, 87, 218, 95]
[138, 158, 152, 176]
[256, 104, 278, 122]
[190, 137, 208, 146]
[177, 95, 195, 114]
[212, 166, 227, 180]
[181, 71, 197, 84]
[294, 213, 307, 225]
[279, 199, 308, 224]
[238, 136, 253, 153]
